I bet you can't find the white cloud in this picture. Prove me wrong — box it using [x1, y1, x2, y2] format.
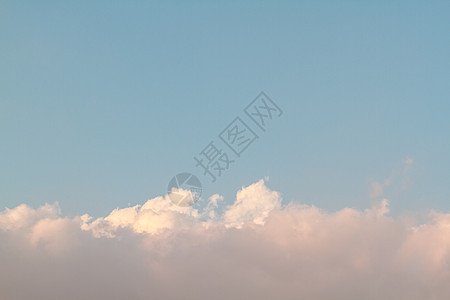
[1, 179, 449, 299]
[0, 202, 61, 231]
[84, 194, 199, 237]
[223, 179, 281, 228]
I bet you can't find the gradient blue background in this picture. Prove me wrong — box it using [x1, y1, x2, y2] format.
[1, 1, 449, 217]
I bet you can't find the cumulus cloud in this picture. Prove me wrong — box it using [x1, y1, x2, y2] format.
[1, 179, 449, 299]
[223, 179, 281, 227]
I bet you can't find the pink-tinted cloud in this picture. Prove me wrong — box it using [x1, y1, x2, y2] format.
[1, 179, 449, 299]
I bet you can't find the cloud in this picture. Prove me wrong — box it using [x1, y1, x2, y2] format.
[404, 157, 414, 166]
[1, 179, 449, 299]
[369, 179, 391, 198]
[83, 194, 199, 237]
[369, 157, 414, 198]
[223, 179, 282, 228]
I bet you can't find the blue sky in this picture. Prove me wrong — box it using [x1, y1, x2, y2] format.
[1, 1, 449, 217]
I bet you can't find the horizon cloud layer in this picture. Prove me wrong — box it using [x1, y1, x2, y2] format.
[1, 179, 449, 299]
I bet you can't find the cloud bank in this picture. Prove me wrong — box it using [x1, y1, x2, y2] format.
[1, 179, 449, 299]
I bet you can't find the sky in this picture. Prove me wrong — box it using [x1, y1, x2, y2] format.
[1, 1, 449, 299]
[1, 1, 449, 217]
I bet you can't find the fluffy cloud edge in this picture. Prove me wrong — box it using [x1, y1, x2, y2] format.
[1, 179, 450, 300]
